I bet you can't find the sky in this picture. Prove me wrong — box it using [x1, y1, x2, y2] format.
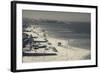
[22, 10, 91, 22]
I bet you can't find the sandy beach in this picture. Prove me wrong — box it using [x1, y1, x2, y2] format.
[23, 37, 90, 63]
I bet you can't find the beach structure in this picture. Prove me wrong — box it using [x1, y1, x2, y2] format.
[23, 25, 58, 56]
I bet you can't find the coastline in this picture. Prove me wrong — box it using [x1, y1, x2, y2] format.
[23, 36, 90, 63]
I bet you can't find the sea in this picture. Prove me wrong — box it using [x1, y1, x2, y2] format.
[27, 21, 91, 50]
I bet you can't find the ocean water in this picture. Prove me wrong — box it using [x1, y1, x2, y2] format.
[24, 20, 91, 49]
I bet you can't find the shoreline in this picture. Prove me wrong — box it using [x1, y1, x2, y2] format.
[23, 37, 90, 63]
[23, 26, 90, 63]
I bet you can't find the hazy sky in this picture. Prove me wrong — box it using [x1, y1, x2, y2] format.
[22, 10, 90, 22]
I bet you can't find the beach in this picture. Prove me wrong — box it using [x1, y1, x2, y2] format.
[23, 37, 90, 63]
